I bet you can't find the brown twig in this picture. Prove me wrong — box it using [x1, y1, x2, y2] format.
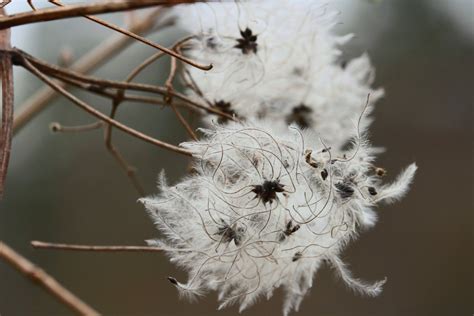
[0, 0, 191, 29]
[36, 77, 195, 111]
[0, 7, 13, 198]
[31, 241, 163, 253]
[104, 102, 146, 196]
[20, 55, 193, 156]
[118, 93, 193, 110]
[0, 241, 100, 315]
[100, 38, 195, 195]
[50, 1, 211, 71]
[125, 51, 166, 83]
[166, 53, 198, 141]
[32, 51, 195, 112]
[13, 7, 168, 134]
[14, 49, 234, 120]
[49, 121, 104, 133]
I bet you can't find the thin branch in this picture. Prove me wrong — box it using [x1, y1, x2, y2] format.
[14, 49, 234, 120]
[0, 241, 100, 315]
[49, 121, 104, 133]
[104, 102, 146, 196]
[166, 52, 198, 141]
[170, 95, 198, 140]
[122, 37, 194, 82]
[32, 53, 196, 112]
[31, 241, 163, 253]
[118, 93, 194, 110]
[0, 7, 13, 198]
[125, 51, 166, 83]
[0, 0, 191, 29]
[13, 7, 168, 134]
[20, 55, 193, 156]
[50, 1, 211, 71]
[99, 39, 192, 196]
[42, 77, 195, 111]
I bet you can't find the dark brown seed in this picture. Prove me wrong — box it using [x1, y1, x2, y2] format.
[252, 179, 285, 204]
[321, 169, 328, 180]
[167, 277, 178, 285]
[375, 167, 387, 177]
[292, 252, 302, 262]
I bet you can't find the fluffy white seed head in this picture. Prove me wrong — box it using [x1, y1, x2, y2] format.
[176, 0, 383, 149]
[141, 120, 416, 315]
[141, 1, 417, 314]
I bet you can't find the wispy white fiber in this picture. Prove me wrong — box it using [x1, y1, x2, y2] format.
[141, 120, 416, 314]
[141, 1, 417, 314]
[177, 0, 383, 149]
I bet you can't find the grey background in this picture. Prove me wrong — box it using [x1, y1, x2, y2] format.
[0, 1, 472, 315]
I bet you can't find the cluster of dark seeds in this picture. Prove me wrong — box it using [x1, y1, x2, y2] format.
[292, 251, 303, 262]
[321, 169, 329, 180]
[235, 28, 258, 54]
[213, 100, 236, 124]
[216, 220, 244, 246]
[286, 104, 313, 128]
[252, 179, 285, 205]
[279, 220, 301, 242]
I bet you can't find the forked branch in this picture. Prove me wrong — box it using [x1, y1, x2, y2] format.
[18, 55, 192, 156]
[12, 7, 168, 134]
[50, 0, 212, 70]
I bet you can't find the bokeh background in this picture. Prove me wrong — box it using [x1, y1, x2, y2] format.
[0, 0, 472, 315]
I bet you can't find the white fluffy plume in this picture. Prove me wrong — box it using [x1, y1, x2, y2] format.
[142, 120, 416, 315]
[141, 1, 416, 314]
[176, 0, 383, 149]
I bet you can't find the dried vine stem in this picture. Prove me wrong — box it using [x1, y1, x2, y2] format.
[104, 101, 146, 195]
[1, 7, 95, 314]
[165, 43, 198, 140]
[31, 241, 163, 253]
[100, 35, 198, 195]
[13, 7, 168, 134]
[0, 7, 13, 198]
[18, 55, 193, 157]
[0, 241, 100, 315]
[50, 0, 211, 71]
[0, 0, 193, 29]
[12, 48, 235, 120]
[50, 121, 104, 133]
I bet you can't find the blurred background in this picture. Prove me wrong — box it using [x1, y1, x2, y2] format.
[0, 0, 472, 315]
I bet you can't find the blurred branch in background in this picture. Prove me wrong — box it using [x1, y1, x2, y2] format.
[3, 1, 226, 196]
[16, 53, 194, 156]
[49, 0, 212, 71]
[0, 0, 190, 29]
[13, 5, 168, 133]
[0, 1, 212, 314]
[0, 7, 13, 198]
[32, 240, 163, 253]
[0, 241, 100, 315]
